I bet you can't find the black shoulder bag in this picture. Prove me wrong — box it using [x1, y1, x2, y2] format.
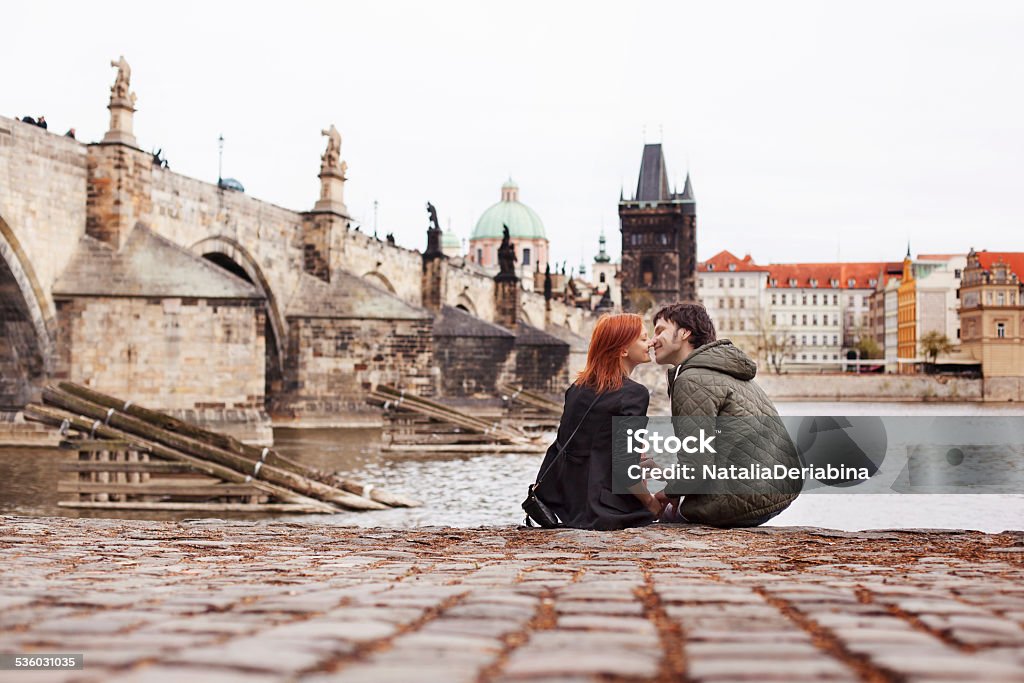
[521, 390, 600, 528]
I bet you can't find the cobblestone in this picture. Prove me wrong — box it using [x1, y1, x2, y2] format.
[0, 515, 1021, 682]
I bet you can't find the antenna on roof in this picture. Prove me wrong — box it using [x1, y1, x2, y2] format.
[217, 134, 224, 185]
[373, 200, 379, 234]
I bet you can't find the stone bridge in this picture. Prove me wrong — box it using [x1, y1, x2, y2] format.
[0, 62, 593, 442]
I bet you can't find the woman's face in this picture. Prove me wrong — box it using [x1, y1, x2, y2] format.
[623, 327, 653, 365]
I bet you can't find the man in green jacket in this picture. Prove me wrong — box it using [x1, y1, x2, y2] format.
[650, 303, 801, 527]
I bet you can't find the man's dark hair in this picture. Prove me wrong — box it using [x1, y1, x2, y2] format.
[652, 303, 717, 348]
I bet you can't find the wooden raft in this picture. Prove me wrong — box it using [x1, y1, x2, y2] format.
[367, 384, 547, 454]
[25, 383, 421, 514]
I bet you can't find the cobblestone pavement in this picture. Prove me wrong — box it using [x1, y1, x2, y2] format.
[0, 516, 1022, 682]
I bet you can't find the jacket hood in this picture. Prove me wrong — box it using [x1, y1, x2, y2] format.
[672, 339, 757, 381]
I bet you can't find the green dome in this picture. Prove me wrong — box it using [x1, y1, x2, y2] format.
[442, 230, 461, 249]
[471, 179, 547, 241]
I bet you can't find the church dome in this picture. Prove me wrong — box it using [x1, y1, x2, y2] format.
[442, 230, 461, 249]
[471, 179, 547, 241]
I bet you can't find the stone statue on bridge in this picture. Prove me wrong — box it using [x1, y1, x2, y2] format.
[497, 224, 517, 278]
[110, 56, 134, 103]
[426, 202, 441, 232]
[314, 124, 348, 215]
[320, 124, 342, 173]
[103, 56, 138, 146]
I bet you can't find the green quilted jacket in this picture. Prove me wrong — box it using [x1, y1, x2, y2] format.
[668, 340, 801, 526]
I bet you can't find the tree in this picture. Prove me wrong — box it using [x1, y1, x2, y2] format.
[855, 335, 883, 360]
[754, 313, 793, 374]
[919, 331, 953, 366]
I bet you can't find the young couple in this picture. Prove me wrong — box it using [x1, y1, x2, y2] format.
[529, 303, 801, 530]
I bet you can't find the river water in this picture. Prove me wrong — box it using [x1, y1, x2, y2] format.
[2, 402, 1023, 532]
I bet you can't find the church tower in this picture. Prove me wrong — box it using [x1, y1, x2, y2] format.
[618, 144, 697, 311]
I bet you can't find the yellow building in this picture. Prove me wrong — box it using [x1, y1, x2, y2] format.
[896, 247, 917, 372]
[960, 249, 1024, 377]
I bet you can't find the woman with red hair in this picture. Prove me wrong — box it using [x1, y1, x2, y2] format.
[527, 313, 664, 530]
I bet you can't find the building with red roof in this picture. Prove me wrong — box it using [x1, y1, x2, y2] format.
[960, 249, 1024, 380]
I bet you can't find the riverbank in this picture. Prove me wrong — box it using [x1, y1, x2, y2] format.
[0, 515, 1022, 682]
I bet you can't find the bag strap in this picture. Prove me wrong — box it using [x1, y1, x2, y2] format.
[534, 387, 600, 487]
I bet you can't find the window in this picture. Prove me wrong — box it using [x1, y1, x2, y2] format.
[739, 278, 746, 287]
[729, 278, 735, 288]
[719, 278, 724, 288]
[954, 269, 962, 278]
[802, 314, 807, 325]
[641, 257, 656, 286]
[771, 314, 777, 325]
[791, 314, 797, 325]
[476, 248, 483, 262]
[790, 335, 796, 345]
[998, 292, 1005, 306]
[771, 294, 777, 305]
[599, 273, 606, 283]
[522, 248, 531, 266]
[781, 294, 787, 305]
[801, 354, 807, 361]
[739, 320, 745, 331]
[802, 294, 808, 305]
[718, 298, 724, 308]
[997, 322, 1006, 338]
[801, 335, 807, 345]
[729, 263, 737, 272]
[812, 314, 818, 326]
[833, 294, 839, 305]
[812, 335, 817, 345]
[822, 314, 828, 325]
[812, 294, 818, 305]
[707, 263, 715, 271]
[739, 298, 745, 309]
[848, 296, 855, 306]
[832, 335, 838, 345]
[848, 278, 856, 287]
[812, 354, 818, 361]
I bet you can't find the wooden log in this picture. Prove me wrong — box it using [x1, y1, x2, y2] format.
[24, 403, 339, 514]
[57, 501, 329, 513]
[39, 388, 387, 512]
[58, 482, 266, 496]
[373, 385, 529, 439]
[500, 384, 562, 414]
[58, 461, 196, 473]
[57, 382, 415, 508]
[60, 439, 148, 452]
[368, 392, 528, 444]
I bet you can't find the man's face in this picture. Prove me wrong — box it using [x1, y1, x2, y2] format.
[651, 318, 687, 364]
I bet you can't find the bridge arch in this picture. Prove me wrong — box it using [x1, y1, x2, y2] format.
[191, 236, 286, 378]
[362, 270, 397, 294]
[0, 214, 54, 407]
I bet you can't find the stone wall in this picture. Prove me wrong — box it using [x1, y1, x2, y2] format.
[433, 335, 517, 398]
[53, 296, 270, 440]
[272, 317, 435, 426]
[983, 377, 1024, 402]
[755, 374, 983, 402]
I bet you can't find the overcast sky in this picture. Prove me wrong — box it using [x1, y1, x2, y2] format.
[4, 1, 1022, 270]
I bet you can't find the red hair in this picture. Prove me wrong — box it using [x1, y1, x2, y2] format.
[575, 313, 644, 394]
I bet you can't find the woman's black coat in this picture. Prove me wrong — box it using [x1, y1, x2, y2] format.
[532, 377, 654, 530]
